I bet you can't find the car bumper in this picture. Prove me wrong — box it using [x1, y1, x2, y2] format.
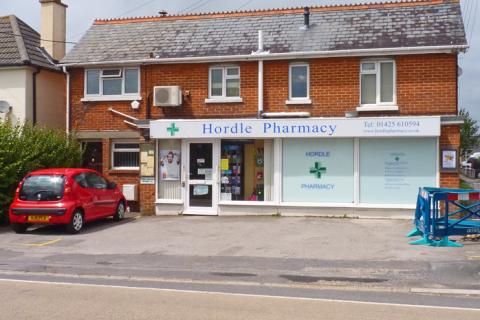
[9, 205, 74, 225]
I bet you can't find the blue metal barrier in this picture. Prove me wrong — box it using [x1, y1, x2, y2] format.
[407, 187, 480, 247]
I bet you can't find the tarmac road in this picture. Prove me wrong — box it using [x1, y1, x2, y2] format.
[0, 215, 479, 313]
[0, 280, 479, 320]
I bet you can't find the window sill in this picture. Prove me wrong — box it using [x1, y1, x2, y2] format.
[109, 169, 140, 174]
[81, 95, 142, 102]
[204, 97, 243, 104]
[285, 99, 312, 105]
[356, 105, 399, 112]
[155, 199, 183, 204]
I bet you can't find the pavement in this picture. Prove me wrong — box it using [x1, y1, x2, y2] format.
[0, 215, 479, 309]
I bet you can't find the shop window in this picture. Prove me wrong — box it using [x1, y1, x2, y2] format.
[360, 60, 395, 106]
[209, 66, 240, 98]
[359, 138, 436, 204]
[289, 63, 309, 100]
[282, 138, 354, 203]
[158, 139, 182, 200]
[85, 67, 140, 97]
[111, 142, 140, 170]
[220, 139, 273, 202]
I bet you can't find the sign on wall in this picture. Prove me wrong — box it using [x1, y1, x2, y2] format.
[150, 116, 441, 139]
[140, 143, 155, 178]
[359, 138, 437, 204]
[282, 138, 354, 203]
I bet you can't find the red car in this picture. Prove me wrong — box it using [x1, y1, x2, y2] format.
[9, 168, 127, 234]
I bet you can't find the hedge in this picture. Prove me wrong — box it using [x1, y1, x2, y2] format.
[0, 122, 83, 223]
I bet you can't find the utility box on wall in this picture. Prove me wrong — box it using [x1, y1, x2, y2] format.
[123, 184, 138, 201]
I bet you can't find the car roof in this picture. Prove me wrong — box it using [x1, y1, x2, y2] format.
[27, 168, 99, 176]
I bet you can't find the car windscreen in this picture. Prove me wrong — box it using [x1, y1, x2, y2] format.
[19, 175, 65, 201]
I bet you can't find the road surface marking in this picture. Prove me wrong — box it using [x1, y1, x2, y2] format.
[411, 288, 480, 296]
[0, 278, 478, 312]
[22, 238, 62, 247]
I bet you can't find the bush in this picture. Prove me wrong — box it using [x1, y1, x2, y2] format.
[0, 122, 83, 223]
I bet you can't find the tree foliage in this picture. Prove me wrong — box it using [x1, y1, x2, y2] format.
[0, 122, 83, 223]
[460, 108, 480, 155]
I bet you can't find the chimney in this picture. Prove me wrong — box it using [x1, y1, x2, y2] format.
[303, 6, 310, 29]
[39, 0, 67, 61]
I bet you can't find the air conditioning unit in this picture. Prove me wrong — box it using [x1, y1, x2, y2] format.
[153, 86, 182, 107]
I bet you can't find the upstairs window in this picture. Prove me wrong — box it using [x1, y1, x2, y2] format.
[360, 60, 395, 106]
[209, 66, 240, 98]
[85, 67, 140, 97]
[289, 63, 309, 100]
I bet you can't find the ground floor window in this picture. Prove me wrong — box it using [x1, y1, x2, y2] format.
[111, 141, 139, 170]
[220, 139, 273, 201]
[359, 138, 437, 204]
[282, 138, 354, 203]
[158, 139, 182, 200]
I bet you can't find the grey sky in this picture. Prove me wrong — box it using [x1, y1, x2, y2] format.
[1, 0, 479, 120]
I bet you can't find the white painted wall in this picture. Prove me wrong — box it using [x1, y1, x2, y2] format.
[0, 68, 32, 126]
[0, 67, 65, 129]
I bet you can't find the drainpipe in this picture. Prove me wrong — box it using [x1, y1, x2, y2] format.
[32, 68, 41, 125]
[257, 30, 264, 118]
[62, 66, 70, 134]
[258, 60, 263, 118]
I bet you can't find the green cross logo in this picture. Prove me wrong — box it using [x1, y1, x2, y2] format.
[310, 162, 327, 179]
[166, 123, 179, 136]
[395, 156, 400, 161]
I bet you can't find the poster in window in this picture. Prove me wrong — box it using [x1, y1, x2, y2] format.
[160, 149, 180, 180]
[441, 148, 457, 172]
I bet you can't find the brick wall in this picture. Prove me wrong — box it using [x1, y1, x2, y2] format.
[69, 53, 458, 131]
[68, 53, 460, 209]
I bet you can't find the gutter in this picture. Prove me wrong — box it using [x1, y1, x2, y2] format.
[32, 68, 41, 125]
[59, 45, 469, 67]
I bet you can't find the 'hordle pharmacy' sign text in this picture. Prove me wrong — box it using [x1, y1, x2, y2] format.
[150, 116, 440, 139]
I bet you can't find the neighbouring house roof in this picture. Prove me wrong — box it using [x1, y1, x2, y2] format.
[0, 15, 59, 70]
[62, 0, 467, 66]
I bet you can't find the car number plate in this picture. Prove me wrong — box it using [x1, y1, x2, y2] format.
[27, 215, 50, 222]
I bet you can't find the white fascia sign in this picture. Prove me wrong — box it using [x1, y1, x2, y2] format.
[150, 116, 441, 139]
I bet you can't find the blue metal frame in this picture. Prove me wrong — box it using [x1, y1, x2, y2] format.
[407, 187, 480, 247]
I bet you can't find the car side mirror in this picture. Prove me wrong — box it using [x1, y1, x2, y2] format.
[108, 181, 117, 189]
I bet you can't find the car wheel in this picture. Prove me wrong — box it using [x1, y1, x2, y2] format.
[66, 209, 84, 234]
[11, 223, 27, 234]
[113, 202, 125, 222]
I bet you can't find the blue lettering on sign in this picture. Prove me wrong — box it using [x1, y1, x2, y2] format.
[202, 122, 338, 136]
[301, 183, 335, 190]
[263, 123, 336, 136]
[305, 151, 330, 157]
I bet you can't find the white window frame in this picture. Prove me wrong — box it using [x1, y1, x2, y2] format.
[111, 141, 140, 171]
[83, 67, 141, 102]
[286, 62, 311, 105]
[358, 60, 397, 111]
[206, 66, 242, 103]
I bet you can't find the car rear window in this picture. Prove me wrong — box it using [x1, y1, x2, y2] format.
[19, 175, 65, 201]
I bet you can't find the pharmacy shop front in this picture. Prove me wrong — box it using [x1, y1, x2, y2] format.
[150, 116, 441, 216]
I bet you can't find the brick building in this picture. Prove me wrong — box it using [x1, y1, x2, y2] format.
[61, 0, 467, 216]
